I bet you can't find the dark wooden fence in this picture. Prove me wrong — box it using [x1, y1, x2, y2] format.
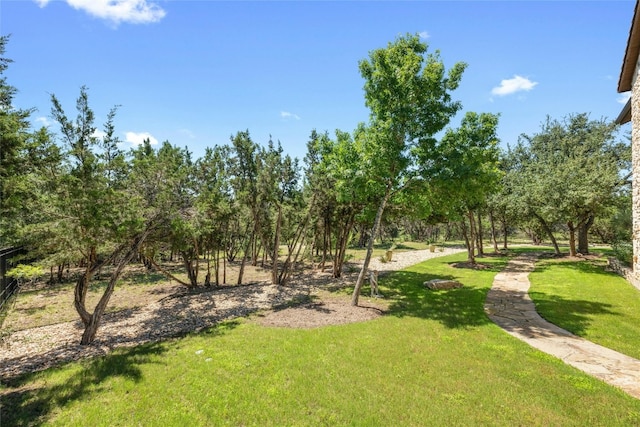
[0, 247, 21, 314]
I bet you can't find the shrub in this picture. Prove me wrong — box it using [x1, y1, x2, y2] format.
[612, 241, 633, 267]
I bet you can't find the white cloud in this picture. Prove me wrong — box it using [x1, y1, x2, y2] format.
[35, 0, 166, 25]
[179, 128, 196, 139]
[125, 131, 158, 146]
[92, 129, 107, 140]
[617, 92, 632, 105]
[280, 111, 301, 120]
[491, 75, 538, 96]
[419, 31, 430, 39]
[35, 116, 52, 127]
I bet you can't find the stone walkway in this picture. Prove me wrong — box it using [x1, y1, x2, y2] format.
[484, 253, 640, 399]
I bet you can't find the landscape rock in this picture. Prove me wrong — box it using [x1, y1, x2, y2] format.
[424, 279, 463, 290]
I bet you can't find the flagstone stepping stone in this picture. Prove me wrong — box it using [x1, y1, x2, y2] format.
[424, 279, 463, 290]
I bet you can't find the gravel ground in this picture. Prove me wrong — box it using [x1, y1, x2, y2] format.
[0, 247, 464, 380]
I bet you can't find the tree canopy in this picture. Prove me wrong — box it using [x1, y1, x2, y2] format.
[1, 34, 633, 345]
[351, 33, 466, 305]
[507, 114, 629, 256]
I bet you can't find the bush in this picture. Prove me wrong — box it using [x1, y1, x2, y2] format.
[7, 264, 43, 285]
[612, 241, 633, 267]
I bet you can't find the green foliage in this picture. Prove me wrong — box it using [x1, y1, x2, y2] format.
[506, 114, 628, 253]
[0, 35, 40, 247]
[360, 34, 466, 150]
[194, 145, 234, 281]
[44, 87, 144, 258]
[6, 264, 43, 283]
[303, 129, 367, 277]
[15, 87, 171, 343]
[612, 242, 633, 267]
[352, 33, 467, 301]
[429, 111, 502, 215]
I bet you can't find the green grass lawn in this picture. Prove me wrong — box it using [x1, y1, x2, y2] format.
[529, 252, 640, 360]
[3, 251, 640, 426]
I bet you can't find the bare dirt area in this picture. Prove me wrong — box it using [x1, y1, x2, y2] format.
[0, 247, 464, 380]
[255, 292, 387, 329]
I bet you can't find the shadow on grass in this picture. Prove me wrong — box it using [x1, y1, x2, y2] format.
[1, 321, 240, 426]
[529, 291, 620, 336]
[533, 257, 616, 278]
[1, 342, 167, 427]
[382, 270, 493, 329]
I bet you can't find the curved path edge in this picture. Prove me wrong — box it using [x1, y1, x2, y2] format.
[484, 253, 640, 399]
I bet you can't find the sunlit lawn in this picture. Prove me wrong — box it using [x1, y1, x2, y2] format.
[3, 251, 640, 426]
[530, 252, 640, 360]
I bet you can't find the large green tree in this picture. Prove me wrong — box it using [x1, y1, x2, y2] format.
[132, 140, 200, 287]
[304, 129, 369, 278]
[47, 87, 153, 344]
[229, 130, 261, 284]
[430, 112, 501, 263]
[509, 114, 629, 256]
[351, 33, 466, 305]
[194, 145, 233, 285]
[0, 35, 40, 247]
[486, 151, 520, 252]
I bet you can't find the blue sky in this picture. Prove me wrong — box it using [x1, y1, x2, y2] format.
[1, 0, 635, 161]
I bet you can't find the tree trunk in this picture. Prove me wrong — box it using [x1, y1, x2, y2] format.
[204, 250, 211, 287]
[74, 247, 118, 327]
[80, 230, 150, 345]
[467, 210, 477, 263]
[502, 220, 509, 250]
[358, 226, 368, 248]
[319, 217, 328, 270]
[308, 235, 315, 270]
[534, 213, 561, 255]
[352, 186, 390, 306]
[578, 214, 594, 254]
[57, 264, 65, 283]
[214, 247, 220, 286]
[251, 232, 259, 266]
[462, 214, 476, 264]
[74, 272, 92, 327]
[279, 217, 308, 286]
[143, 254, 192, 287]
[237, 221, 256, 285]
[237, 235, 250, 285]
[445, 222, 452, 241]
[567, 221, 577, 257]
[222, 250, 227, 284]
[489, 210, 499, 253]
[476, 210, 484, 257]
[181, 250, 199, 287]
[272, 206, 282, 284]
[279, 196, 315, 286]
[334, 211, 355, 279]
